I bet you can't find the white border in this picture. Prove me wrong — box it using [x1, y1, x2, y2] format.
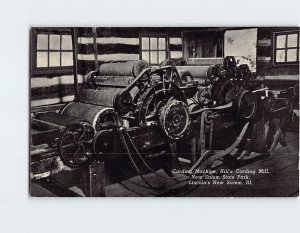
[0, 0, 299, 233]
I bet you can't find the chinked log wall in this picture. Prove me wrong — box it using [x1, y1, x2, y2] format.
[256, 27, 299, 92]
[31, 27, 183, 109]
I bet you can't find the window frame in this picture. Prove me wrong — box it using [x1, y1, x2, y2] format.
[139, 34, 169, 65]
[273, 30, 300, 66]
[30, 28, 74, 76]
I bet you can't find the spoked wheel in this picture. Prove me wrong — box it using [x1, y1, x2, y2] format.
[59, 121, 95, 168]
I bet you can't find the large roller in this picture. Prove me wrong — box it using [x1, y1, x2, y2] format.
[176, 66, 212, 79]
[79, 88, 123, 107]
[99, 60, 149, 77]
[61, 102, 119, 131]
[78, 88, 139, 112]
[186, 58, 223, 66]
[92, 76, 135, 87]
[32, 112, 86, 132]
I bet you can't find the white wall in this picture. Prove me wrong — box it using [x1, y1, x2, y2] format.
[224, 28, 257, 72]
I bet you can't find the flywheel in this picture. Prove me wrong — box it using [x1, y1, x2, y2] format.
[158, 100, 190, 140]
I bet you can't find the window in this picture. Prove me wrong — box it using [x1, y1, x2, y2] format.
[31, 28, 74, 75]
[274, 31, 300, 64]
[140, 36, 168, 65]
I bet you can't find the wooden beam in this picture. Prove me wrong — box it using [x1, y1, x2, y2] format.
[72, 27, 79, 101]
[80, 160, 106, 197]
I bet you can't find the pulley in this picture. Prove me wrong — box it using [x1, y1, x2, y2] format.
[223, 56, 237, 76]
[236, 64, 251, 78]
[158, 100, 190, 140]
[212, 80, 236, 105]
[92, 129, 117, 156]
[135, 81, 187, 125]
[236, 90, 257, 119]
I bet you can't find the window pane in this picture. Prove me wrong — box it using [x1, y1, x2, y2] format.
[37, 34, 48, 50]
[61, 52, 73, 66]
[159, 38, 166, 50]
[287, 34, 298, 47]
[49, 35, 60, 50]
[49, 52, 60, 66]
[150, 51, 158, 64]
[276, 35, 286, 49]
[287, 49, 297, 62]
[37, 52, 48, 67]
[150, 38, 157, 50]
[276, 50, 286, 62]
[142, 51, 150, 63]
[158, 51, 166, 64]
[61, 35, 72, 50]
[142, 37, 149, 50]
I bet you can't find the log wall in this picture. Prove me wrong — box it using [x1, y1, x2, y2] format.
[256, 27, 299, 91]
[31, 27, 186, 109]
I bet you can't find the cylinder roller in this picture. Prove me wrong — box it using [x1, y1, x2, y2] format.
[99, 60, 149, 77]
[61, 102, 119, 131]
[176, 66, 212, 79]
[79, 88, 123, 107]
[92, 76, 135, 87]
[32, 112, 86, 132]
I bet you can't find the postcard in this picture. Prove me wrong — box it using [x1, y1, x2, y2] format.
[30, 27, 299, 197]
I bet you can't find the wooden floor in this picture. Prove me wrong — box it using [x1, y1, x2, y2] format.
[31, 132, 299, 197]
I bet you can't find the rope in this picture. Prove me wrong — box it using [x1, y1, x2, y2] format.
[119, 132, 156, 190]
[190, 102, 233, 115]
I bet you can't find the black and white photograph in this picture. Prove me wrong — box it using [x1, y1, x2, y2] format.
[1, 1, 300, 232]
[29, 27, 299, 197]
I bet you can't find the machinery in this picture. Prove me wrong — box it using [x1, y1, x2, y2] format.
[30, 56, 292, 194]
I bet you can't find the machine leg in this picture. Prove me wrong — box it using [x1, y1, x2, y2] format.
[208, 121, 213, 151]
[169, 142, 180, 169]
[269, 118, 286, 156]
[80, 160, 106, 197]
[191, 137, 197, 164]
[198, 118, 205, 154]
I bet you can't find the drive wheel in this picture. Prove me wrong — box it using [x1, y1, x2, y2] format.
[59, 121, 95, 168]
